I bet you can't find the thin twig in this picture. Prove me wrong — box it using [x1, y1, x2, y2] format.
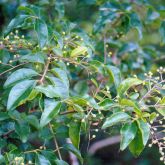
[0, 62, 29, 76]
[139, 80, 165, 103]
[1, 130, 14, 138]
[39, 59, 50, 84]
[49, 123, 62, 160]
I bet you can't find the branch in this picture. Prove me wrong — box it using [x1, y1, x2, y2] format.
[139, 79, 165, 104]
[38, 59, 50, 84]
[0, 62, 29, 77]
[49, 123, 62, 160]
[1, 130, 15, 138]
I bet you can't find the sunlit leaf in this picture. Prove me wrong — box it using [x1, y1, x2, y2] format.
[102, 112, 131, 129]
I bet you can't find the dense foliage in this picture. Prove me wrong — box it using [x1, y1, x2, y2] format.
[0, 0, 165, 164]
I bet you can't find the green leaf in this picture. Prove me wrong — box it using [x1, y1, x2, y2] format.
[35, 154, 51, 165]
[156, 97, 165, 116]
[146, 8, 159, 22]
[4, 15, 29, 36]
[0, 155, 5, 164]
[0, 112, 9, 121]
[66, 97, 88, 106]
[118, 43, 138, 56]
[74, 80, 88, 96]
[69, 121, 81, 149]
[49, 76, 69, 95]
[17, 6, 36, 15]
[40, 150, 57, 163]
[26, 115, 40, 129]
[40, 99, 61, 127]
[129, 92, 139, 100]
[83, 95, 99, 109]
[63, 143, 83, 164]
[71, 46, 88, 57]
[0, 49, 10, 64]
[15, 121, 30, 143]
[55, 160, 69, 165]
[7, 80, 36, 110]
[119, 99, 141, 116]
[36, 83, 69, 99]
[51, 68, 69, 88]
[89, 60, 104, 74]
[20, 52, 45, 64]
[106, 65, 121, 88]
[120, 122, 137, 151]
[55, 1, 65, 18]
[102, 112, 131, 129]
[117, 78, 143, 98]
[137, 119, 150, 146]
[35, 19, 48, 48]
[149, 112, 157, 121]
[98, 98, 114, 110]
[159, 21, 165, 45]
[26, 89, 39, 101]
[4, 68, 38, 88]
[129, 12, 143, 39]
[129, 126, 144, 157]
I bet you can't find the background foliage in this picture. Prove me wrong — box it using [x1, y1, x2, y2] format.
[0, 0, 165, 164]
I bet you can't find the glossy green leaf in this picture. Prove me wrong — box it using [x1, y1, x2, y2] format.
[7, 80, 36, 110]
[149, 112, 157, 121]
[137, 119, 150, 146]
[66, 97, 88, 106]
[117, 78, 143, 98]
[4, 15, 29, 36]
[51, 68, 69, 88]
[102, 112, 131, 129]
[36, 82, 69, 99]
[69, 121, 81, 149]
[0, 155, 5, 164]
[17, 6, 36, 15]
[156, 97, 165, 116]
[129, 92, 139, 100]
[63, 143, 83, 164]
[0, 112, 9, 121]
[129, 12, 143, 39]
[20, 52, 45, 64]
[40, 150, 57, 163]
[35, 19, 48, 48]
[55, 160, 69, 165]
[83, 95, 99, 109]
[119, 99, 141, 116]
[40, 99, 61, 127]
[4, 68, 38, 88]
[74, 80, 88, 96]
[0, 49, 10, 64]
[106, 65, 121, 88]
[99, 98, 114, 110]
[26, 89, 39, 101]
[35, 154, 51, 165]
[129, 126, 144, 157]
[120, 122, 137, 151]
[146, 8, 159, 22]
[15, 121, 30, 143]
[26, 115, 40, 129]
[118, 43, 139, 56]
[71, 46, 87, 57]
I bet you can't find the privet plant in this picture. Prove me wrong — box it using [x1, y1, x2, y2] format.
[0, 0, 165, 164]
